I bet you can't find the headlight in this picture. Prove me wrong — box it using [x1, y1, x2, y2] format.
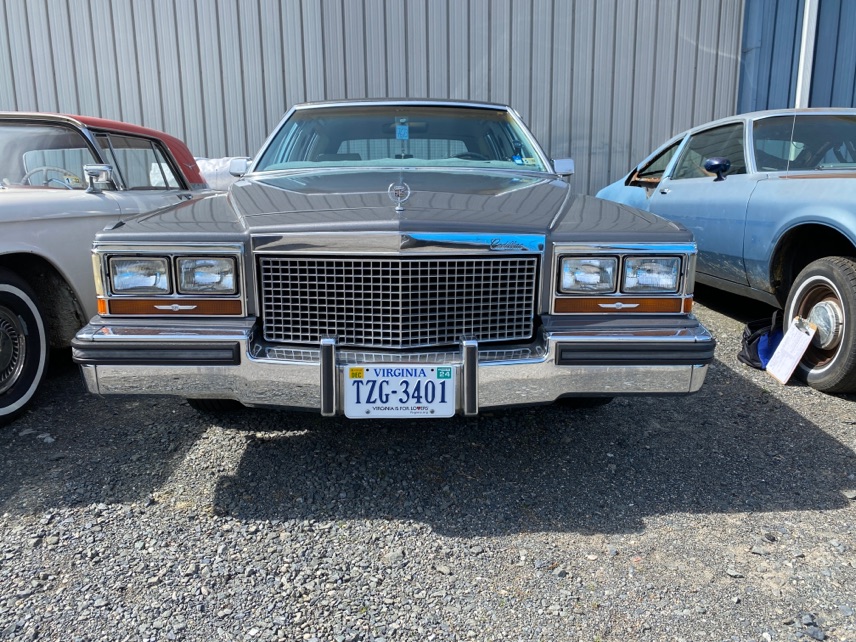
[109, 257, 170, 294]
[623, 257, 680, 293]
[560, 257, 617, 293]
[177, 257, 237, 294]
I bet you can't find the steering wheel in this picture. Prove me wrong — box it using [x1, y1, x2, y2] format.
[451, 152, 489, 161]
[21, 166, 81, 188]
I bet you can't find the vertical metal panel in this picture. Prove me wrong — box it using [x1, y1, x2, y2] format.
[427, 0, 449, 98]
[407, 0, 430, 96]
[588, 0, 617, 192]
[608, 0, 637, 184]
[448, 0, 469, 98]
[0, 0, 744, 195]
[133, 1, 163, 130]
[173, 1, 207, 155]
[196, 0, 227, 155]
[489, 0, 512, 102]
[715, 1, 745, 118]
[737, 0, 802, 112]
[811, 0, 856, 107]
[384, 1, 408, 97]
[5, 0, 38, 108]
[508, 0, 534, 120]
[342, 1, 368, 98]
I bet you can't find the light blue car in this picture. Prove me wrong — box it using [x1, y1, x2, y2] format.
[597, 109, 856, 394]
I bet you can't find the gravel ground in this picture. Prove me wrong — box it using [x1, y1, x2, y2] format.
[1, 288, 855, 642]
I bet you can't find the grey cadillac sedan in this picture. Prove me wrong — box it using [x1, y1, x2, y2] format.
[72, 100, 714, 419]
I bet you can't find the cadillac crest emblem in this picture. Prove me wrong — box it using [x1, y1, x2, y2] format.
[387, 182, 411, 212]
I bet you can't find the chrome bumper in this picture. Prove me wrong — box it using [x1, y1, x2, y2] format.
[72, 318, 715, 416]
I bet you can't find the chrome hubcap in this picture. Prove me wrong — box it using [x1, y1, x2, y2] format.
[808, 299, 844, 350]
[0, 308, 25, 395]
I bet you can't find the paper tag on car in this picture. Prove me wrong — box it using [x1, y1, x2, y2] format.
[766, 316, 816, 384]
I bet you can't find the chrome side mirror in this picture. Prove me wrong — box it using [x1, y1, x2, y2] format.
[553, 158, 575, 178]
[83, 164, 114, 194]
[228, 157, 251, 177]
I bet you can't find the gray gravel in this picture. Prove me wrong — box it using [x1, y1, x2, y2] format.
[2, 289, 855, 641]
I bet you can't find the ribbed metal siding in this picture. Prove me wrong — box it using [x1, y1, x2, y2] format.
[811, 0, 856, 108]
[0, 0, 743, 195]
[737, 0, 804, 113]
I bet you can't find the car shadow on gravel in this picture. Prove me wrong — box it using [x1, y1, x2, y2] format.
[0, 359, 208, 515]
[210, 360, 856, 537]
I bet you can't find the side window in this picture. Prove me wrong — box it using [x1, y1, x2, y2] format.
[1, 123, 98, 189]
[629, 141, 681, 186]
[97, 134, 182, 189]
[671, 124, 746, 180]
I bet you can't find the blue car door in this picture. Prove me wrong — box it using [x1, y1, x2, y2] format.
[646, 122, 758, 285]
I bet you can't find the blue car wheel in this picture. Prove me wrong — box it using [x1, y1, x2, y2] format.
[785, 257, 856, 394]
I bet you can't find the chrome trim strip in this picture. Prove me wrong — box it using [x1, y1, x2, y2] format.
[252, 232, 546, 254]
[320, 337, 337, 416]
[553, 242, 697, 254]
[94, 242, 245, 253]
[462, 339, 479, 416]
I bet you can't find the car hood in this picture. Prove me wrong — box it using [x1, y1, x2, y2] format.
[232, 170, 569, 233]
[106, 169, 690, 242]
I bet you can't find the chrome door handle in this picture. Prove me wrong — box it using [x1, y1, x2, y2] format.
[659, 188, 671, 195]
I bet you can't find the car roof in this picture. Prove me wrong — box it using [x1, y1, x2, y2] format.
[0, 111, 204, 188]
[290, 98, 514, 112]
[682, 107, 856, 136]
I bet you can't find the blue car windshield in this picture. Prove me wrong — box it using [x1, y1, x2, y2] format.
[254, 105, 549, 173]
[753, 114, 856, 171]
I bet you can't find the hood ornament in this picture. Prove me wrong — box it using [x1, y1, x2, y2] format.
[388, 182, 411, 212]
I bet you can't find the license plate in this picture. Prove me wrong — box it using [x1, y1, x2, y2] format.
[343, 365, 455, 418]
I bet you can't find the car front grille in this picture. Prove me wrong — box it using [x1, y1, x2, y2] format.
[258, 255, 539, 349]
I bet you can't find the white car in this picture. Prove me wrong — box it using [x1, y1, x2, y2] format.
[0, 112, 210, 424]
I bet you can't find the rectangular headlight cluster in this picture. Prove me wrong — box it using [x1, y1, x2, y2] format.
[559, 256, 681, 294]
[109, 256, 237, 295]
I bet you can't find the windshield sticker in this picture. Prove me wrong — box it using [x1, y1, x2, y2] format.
[396, 119, 409, 140]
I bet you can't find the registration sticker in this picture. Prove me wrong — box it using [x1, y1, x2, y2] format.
[343, 365, 456, 418]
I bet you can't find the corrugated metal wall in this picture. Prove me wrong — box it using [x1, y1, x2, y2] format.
[0, 0, 744, 195]
[811, 0, 856, 107]
[737, 0, 804, 113]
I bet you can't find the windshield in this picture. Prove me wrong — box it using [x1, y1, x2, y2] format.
[0, 122, 98, 189]
[753, 114, 856, 171]
[254, 105, 549, 173]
